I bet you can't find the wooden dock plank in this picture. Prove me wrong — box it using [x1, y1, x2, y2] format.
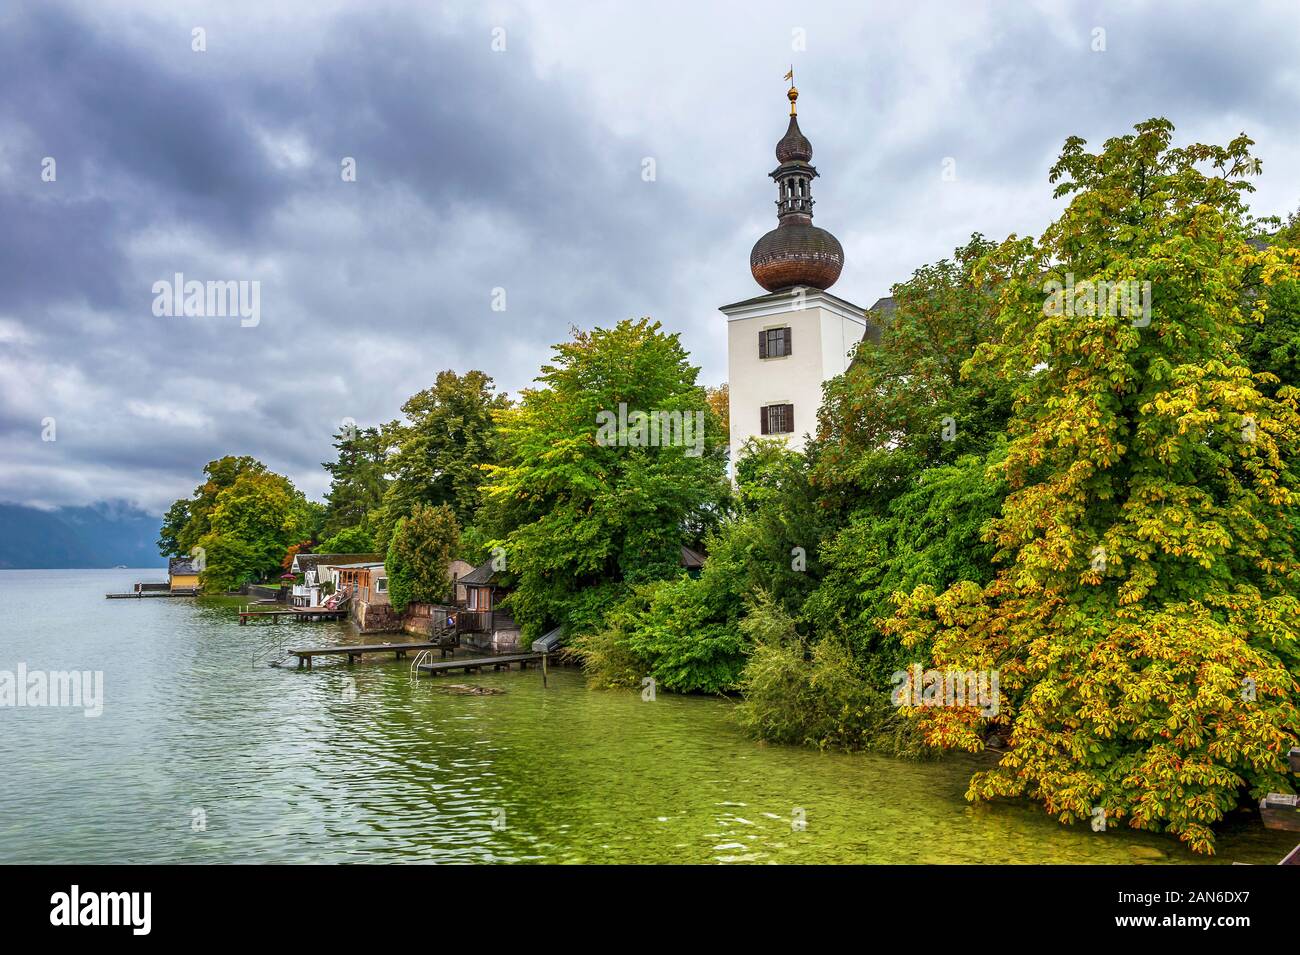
[288, 640, 454, 670]
[416, 652, 542, 677]
[106, 591, 198, 599]
[290, 641, 448, 657]
[239, 607, 347, 625]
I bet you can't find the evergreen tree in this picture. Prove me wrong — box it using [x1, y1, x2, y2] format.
[320, 422, 392, 540]
[385, 503, 460, 614]
[375, 370, 510, 550]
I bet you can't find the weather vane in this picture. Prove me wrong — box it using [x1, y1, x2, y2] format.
[784, 66, 798, 115]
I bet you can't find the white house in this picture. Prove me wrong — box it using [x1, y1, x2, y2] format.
[289, 552, 382, 607]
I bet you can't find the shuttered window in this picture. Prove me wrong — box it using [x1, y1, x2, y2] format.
[760, 403, 794, 435]
[759, 326, 791, 358]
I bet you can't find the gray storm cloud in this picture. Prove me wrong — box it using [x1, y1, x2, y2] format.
[2, 0, 1298, 512]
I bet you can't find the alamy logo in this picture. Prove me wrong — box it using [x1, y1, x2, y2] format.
[152, 273, 261, 327]
[1042, 272, 1151, 326]
[0, 664, 103, 717]
[50, 886, 151, 935]
[890, 664, 999, 716]
[595, 403, 704, 458]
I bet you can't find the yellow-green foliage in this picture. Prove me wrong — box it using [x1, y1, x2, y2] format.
[885, 120, 1300, 853]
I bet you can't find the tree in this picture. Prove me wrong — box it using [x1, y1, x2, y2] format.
[384, 519, 412, 614]
[810, 234, 1013, 513]
[706, 383, 729, 441]
[385, 503, 460, 614]
[156, 498, 190, 557]
[157, 455, 267, 559]
[803, 448, 1007, 686]
[1241, 206, 1300, 397]
[728, 241, 1014, 750]
[318, 525, 376, 554]
[321, 423, 392, 539]
[480, 318, 729, 639]
[282, 540, 312, 572]
[729, 439, 831, 617]
[375, 370, 510, 549]
[886, 120, 1300, 853]
[193, 469, 314, 591]
[573, 522, 749, 693]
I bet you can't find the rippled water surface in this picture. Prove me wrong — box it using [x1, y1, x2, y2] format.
[1, 569, 1293, 864]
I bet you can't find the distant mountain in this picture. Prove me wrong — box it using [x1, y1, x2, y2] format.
[0, 502, 164, 569]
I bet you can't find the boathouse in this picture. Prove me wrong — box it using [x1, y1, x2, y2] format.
[335, 561, 388, 603]
[168, 556, 201, 593]
[289, 552, 383, 607]
[450, 557, 521, 651]
[335, 560, 400, 633]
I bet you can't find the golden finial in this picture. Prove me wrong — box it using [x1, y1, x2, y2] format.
[784, 66, 798, 115]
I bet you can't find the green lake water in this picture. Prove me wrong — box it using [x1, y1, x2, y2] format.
[0, 568, 1294, 864]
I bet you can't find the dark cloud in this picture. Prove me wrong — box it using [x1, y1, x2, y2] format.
[1, 0, 1298, 514]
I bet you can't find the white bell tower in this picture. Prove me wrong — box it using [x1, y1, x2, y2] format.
[723, 78, 876, 463]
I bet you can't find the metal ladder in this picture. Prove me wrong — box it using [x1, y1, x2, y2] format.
[252, 630, 291, 669]
[409, 648, 435, 683]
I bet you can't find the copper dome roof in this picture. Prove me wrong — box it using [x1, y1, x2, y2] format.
[748, 84, 843, 292]
[751, 222, 844, 292]
[775, 115, 812, 163]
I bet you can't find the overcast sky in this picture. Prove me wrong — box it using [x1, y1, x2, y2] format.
[3, 0, 1299, 514]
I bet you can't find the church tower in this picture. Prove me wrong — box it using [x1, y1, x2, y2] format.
[721, 79, 876, 464]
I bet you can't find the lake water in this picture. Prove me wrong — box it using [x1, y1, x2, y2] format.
[0, 569, 1293, 864]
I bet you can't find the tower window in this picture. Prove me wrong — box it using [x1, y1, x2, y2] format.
[759, 326, 791, 358]
[760, 403, 794, 435]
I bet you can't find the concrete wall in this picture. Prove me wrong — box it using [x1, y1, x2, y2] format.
[402, 602, 454, 637]
[352, 600, 401, 633]
[448, 558, 475, 604]
[403, 616, 433, 638]
[460, 628, 522, 653]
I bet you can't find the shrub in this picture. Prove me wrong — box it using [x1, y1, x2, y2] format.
[385, 504, 460, 614]
[736, 593, 929, 756]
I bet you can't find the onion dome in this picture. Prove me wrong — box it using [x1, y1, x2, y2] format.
[775, 115, 812, 163]
[749, 81, 844, 293]
[751, 224, 844, 291]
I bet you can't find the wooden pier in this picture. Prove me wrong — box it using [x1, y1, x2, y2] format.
[106, 589, 199, 599]
[239, 607, 347, 625]
[416, 651, 542, 677]
[289, 641, 454, 669]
